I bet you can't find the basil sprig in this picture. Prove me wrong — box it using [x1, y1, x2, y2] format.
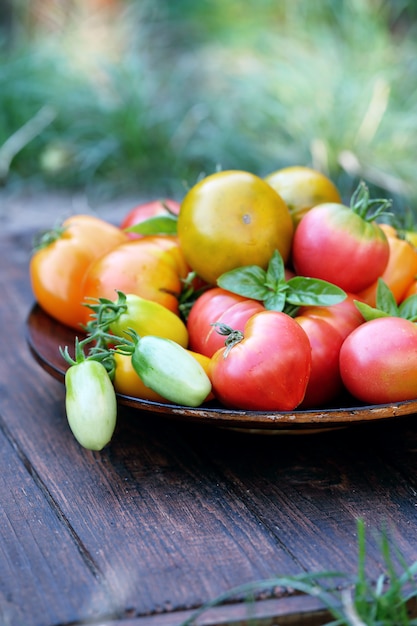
[217, 250, 346, 316]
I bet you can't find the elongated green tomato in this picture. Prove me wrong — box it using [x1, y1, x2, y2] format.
[131, 336, 212, 407]
[108, 294, 189, 347]
[65, 360, 117, 450]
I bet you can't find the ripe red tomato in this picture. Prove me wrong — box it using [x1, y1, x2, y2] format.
[80, 236, 190, 324]
[30, 214, 128, 329]
[291, 196, 390, 293]
[208, 310, 312, 411]
[120, 199, 180, 239]
[187, 287, 265, 357]
[339, 317, 417, 404]
[297, 292, 364, 341]
[294, 315, 344, 408]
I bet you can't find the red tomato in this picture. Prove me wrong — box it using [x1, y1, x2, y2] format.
[187, 287, 265, 357]
[30, 214, 128, 329]
[80, 236, 190, 324]
[298, 293, 364, 340]
[339, 317, 417, 404]
[209, 310, 312, 411]
[120, 199, 180, 239]
[295, 315, 344, 408]
[292, 202, 389, 292]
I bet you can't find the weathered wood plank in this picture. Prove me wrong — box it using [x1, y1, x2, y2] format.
[1, 196, 417, 626]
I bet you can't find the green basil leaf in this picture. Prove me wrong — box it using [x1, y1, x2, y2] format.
[125, 214, 178, 235]
[375, 278, 399, 316]
[286, 277, 346, 306]
[354, 300, 389, 322]
[263, 290, 287, 312]
[265, 249, 286, 290]
[217, 265, 269, 300]
[398, 294, 417, 321]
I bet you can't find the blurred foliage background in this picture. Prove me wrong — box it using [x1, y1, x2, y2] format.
[1, 0, 417, 218]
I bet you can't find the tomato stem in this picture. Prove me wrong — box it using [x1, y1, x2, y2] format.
[32, 224, 67, 252]
[212, 322, 244, 357]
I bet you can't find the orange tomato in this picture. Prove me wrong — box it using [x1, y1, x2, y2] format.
[357, 224, 417, 306]
[80, 236, 190, 324]
[30, 214, 128, 329]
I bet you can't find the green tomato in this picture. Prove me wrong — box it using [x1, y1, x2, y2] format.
[65, 360, 117, 450]
[131, 335, 212, 407]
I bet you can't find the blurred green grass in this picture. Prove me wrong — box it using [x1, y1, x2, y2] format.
[1, 0, 417, 217]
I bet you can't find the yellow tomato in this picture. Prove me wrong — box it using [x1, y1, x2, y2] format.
[177, 170, 293, 285]
[108, 293, 189, 348]
[113, 353, 167, 401]
[265, 165, 342, 226]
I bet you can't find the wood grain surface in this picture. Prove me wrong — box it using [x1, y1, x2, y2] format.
[2, 191, 417, 626]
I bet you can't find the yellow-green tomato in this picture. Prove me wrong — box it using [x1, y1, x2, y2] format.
[65, 360, 117, 450]
[109, 294, 189, 347]
[265, 165, 342, 226]
[177, 170, 294, 285]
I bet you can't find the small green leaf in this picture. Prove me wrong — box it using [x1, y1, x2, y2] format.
[217, 265, 269, 300]
[263, 290, 287, 312]
[265, 249, 286, 291]
[286, 277, 346, 307]
[398, 294, 417, 322]
[125, 214, 178, 235]
[375, 278, 399, 316]
[354, 300, 389, 321]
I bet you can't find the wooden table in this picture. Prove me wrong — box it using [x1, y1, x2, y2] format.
[2, 190, 417, 626]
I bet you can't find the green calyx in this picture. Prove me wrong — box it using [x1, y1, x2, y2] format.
[355, 278, 417, 322]
[32, 224, 67, 252]
[211, 322, 244, 357]
[83, 290, 128, 332]
[59, 292, 136, 379]
[350, 181, 393, 222]
[217, 250, 346, 316]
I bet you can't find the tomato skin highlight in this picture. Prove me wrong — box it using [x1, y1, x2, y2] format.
[177, 170, 294, 285]
[30, 214, 128, 330]
[292, 203, 390, 293]
[339, 317, 417, 404]
[187, 287, 265, 357]
[209, 310, 312, 411]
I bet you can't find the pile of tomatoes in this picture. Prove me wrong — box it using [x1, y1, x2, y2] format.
[30, 165, 417, 416]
